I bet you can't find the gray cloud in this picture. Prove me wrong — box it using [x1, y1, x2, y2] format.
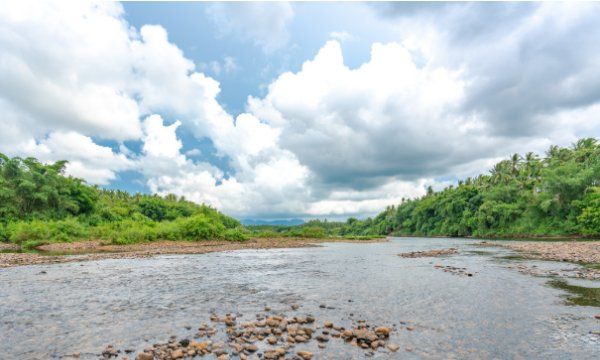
[373, 2, 600, 137]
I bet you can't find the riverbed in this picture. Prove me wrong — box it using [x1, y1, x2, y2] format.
[0, 238, 598, 359]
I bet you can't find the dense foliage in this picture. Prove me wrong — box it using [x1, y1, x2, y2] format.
[2, 137, 597, 248]
[0, 154, 245, 248]
[339, 138, 600, 238]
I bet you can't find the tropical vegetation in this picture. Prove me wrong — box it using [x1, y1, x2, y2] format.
[1, 138, 598, 249]
[338, 138, 600, 238]
[0, 153, 245, 248]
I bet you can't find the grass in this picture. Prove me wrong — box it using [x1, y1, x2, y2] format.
[547, 279, 600, 307]
[581, 262, 600, 270]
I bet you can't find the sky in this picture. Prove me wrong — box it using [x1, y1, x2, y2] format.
[1, 1, 600, 221]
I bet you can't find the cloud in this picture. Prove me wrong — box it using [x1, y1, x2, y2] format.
[371, 2, 600, 137]
[205, 2, 294, 53]
[199, 56, 238, 76]
[22, 131, 133, 185]
[329, 31, 353, 42]
[248, 40, 498, 190]
[2, 1, 600, 220]
[136, 115, 311, 219]
[0, 1, 141, 141]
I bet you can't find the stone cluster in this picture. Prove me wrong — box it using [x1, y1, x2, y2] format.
[433, 264, 474, 277]
[99, 309, 400, 360]
[398, 248, 458, 258]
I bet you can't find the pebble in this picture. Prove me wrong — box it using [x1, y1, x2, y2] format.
[135, 353, 153, 360]
[95, 312, 396, 359]
[297, 350, 313, 359]
[387, 343, 400, 352]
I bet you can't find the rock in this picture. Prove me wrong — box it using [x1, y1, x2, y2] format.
[102, 345, 118, 358]
[136, 355, 153, 360]
[353, 329, 378, 342]
[264, 348, 285, 360]
[244, 344, 258, 353]
[291, 304, 300, 310]
[170, 349, 184, 359]
[267, 336, 278, 345]
[374, 326, 391, 337]
[190, 341, 211, 352]
[399, 248, 458, 258]
[230, 343, 243, 353]
[341, 329, 354, 339]
[387, 343, 400, 352]
[179, 339, 190, 347]
[217, 354, 230, 360]
[324, 321, 333, 328]
[406, 326, 415, 331]
[295, 335, 308, 342]
[315, 335, 329, 342]
[297, 350, 313, 360]
[595, 314, 600, 319]
[266, 317, 280, 327]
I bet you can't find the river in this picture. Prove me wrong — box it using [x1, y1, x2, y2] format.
[0, 238, 598, 359]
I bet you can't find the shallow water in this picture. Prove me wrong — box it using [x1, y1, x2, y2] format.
[0, 238, 598, 359]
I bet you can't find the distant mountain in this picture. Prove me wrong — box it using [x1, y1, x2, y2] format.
[242, 218, 305, 226]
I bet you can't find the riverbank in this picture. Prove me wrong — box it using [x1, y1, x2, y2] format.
[500, 241, 600, 263]
[0, 237, 387, 268]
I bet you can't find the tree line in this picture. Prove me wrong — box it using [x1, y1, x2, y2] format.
[338, 138, 600, 237]
[1, 137, 598, 247]
[0, 154, 244, 248]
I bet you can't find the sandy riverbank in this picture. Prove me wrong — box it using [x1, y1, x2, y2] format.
[0, 237, 386, 268]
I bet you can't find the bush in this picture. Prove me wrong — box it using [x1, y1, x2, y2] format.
[0, 223, 9, 242]
[299, 226, 326, 238]
[6, 218, 88, 248]
[222, 228, 249, 242]
[8, 220, 51, 245]
[178, 214, 225, 240]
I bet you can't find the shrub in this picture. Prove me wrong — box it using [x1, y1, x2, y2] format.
[0, 223, 9, 242]
[7, 218, 89, 248]
[8, 220, 51, 245]
[222, 228, 249, 242]
[299, 226, 326, 238]
[178, 214, 225, 240]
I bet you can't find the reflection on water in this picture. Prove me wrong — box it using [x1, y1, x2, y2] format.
[0, 238, 598, 359]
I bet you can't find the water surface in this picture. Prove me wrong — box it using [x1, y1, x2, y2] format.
[1, 238, 598, 359]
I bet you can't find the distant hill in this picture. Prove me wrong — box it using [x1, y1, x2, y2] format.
[242, 218, 305, 226]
